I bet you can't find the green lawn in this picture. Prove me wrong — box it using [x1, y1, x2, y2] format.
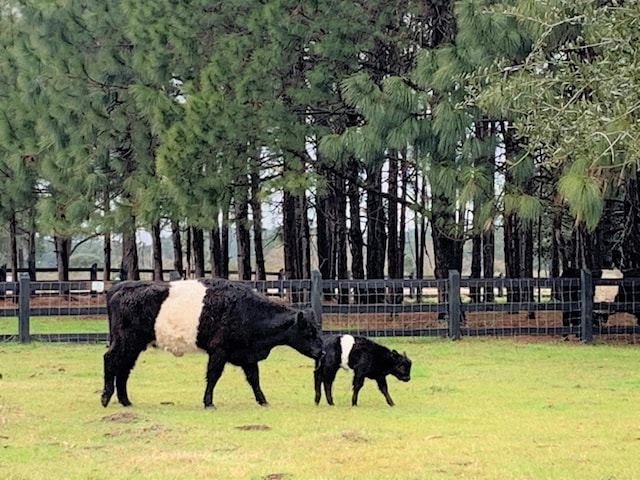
[0, 316, 108, 335]
[0, 338, 639, 479]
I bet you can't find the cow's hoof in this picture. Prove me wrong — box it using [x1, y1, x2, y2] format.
[119, 399, 132, 407]
[101, 396, 110, 408]
[204, 404, 216, 410]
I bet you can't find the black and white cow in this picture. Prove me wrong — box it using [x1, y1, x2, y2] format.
[101, 278, 324, 409]
[613, 268, 640, 325]
[314, 334, 412, 407]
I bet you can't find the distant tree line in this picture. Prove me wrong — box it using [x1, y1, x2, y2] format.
[0, 1, 638, 286]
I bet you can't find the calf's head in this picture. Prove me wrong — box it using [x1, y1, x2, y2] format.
[286, 310, 324, 361]
[390, 350, 412, 382]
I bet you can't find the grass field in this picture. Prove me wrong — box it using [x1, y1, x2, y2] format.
[1, 338, 639, 479]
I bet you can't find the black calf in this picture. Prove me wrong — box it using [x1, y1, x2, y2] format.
[314, 334, 412, 406]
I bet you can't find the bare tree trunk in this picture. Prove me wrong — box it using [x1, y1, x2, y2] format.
[192, 226, 205, 278]
[387, 154, 399, 279]
[210, 221, 223, 278]
[185, 226, 192, 278]
[121, 226, 139, 281]
[622, 175, 640, 269]
[348, 158, 365, 281]
[365, 160, 387, 303]
[250, 164, 266, 281]
[483, 228, 495, 301]
[171, 220, 184, 278]
[103, 231, 111, 281]
[283, 189, 310, 280]
[9, 213, 18, 281]
[151, 222, 163, 281]
[234, 196, 252, 281]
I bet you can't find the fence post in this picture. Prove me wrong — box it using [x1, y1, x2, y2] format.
[18, 273, 31, 343]
[581, 269, 593, 344]
[448, 270, 461, 340]
[311, 270, 323, 330]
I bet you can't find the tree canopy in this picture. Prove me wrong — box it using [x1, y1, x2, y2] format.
[0, 0, 638, 279]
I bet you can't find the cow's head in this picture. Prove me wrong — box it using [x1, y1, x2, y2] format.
[390, 350, 412, 382]
[286, 309, 324, 361]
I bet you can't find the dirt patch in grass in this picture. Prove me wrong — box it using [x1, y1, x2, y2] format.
[235, 424, 271, 431]
[0, 294, 107, 309]
[101, 411, 141, 424]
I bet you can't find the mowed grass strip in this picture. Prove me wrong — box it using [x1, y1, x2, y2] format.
[0, 338, 639, 479]
[0, 316, 108, 335]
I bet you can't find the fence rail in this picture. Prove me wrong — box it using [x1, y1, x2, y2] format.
[2, 270, 640, 344]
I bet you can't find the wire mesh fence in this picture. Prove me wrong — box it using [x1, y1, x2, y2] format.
[1, 271, 640, 344]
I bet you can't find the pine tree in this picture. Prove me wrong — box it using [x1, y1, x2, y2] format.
[475, 0, 640, 270]
[0, 8, 39, 279]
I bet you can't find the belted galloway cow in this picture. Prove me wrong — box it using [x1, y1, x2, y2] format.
[101, 278, 324, 409]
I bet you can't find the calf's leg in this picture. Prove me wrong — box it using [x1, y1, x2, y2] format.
[242, 363, 268, 406]
[351, 372, 366, 406]
[376, 377, 395, 406]
[320, 365, 339, 406]
[313, 366, 323, 405]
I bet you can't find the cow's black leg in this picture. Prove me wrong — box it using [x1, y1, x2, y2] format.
[242, 363, 268, 406]
[376, 377, 394, 406]
[115, 347, 145, 407]
[351, 372, 366, 406]
[203, 351, 226, 409]
[101, 340, 120, 407]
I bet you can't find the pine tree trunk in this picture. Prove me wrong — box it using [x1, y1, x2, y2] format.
[551, 203, 563, 277]
[192, 226, 205, 278]
[103, 231, 111, 281]
[221, 209, 230, 278]
[185, 227, 192, 278]
[234, 196, 252, 281]
[54, 235, 71, 282]
[483, 228, 495, 301]
[398, 156, 408, 278]
[121, 227, 139, 281]
[210, 224, 223, 278]
[470, 227, 482, 302]
[365, 161, 386, 303]
[622, 176, 640, 269]
[387, 155, 399, 279]
[27, 230, 36, 281]
[250, 167, 266, 281]
[283, 189, 310, 280]
[504, 212, 522, 302]
[151, 222, 163, 281]
[9, 213, 18, 281]
[316, 192, 330, 280]
[171, 220, 184, 278]
[431, 194, 463, 278]
[347, 159, 365, 281]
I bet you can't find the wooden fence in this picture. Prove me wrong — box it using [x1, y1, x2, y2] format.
[1, 270, 640, 344]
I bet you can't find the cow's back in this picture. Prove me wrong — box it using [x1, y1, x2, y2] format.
[107, 280, 170, 331]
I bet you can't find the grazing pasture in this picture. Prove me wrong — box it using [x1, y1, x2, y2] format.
[0, 338, 639, 479]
